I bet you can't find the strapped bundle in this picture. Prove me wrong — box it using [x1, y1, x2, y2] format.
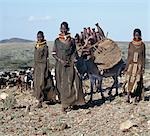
[92, 38, 122, 70]
[75, 23, 122, 70]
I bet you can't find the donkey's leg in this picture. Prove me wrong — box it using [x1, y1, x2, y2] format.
[108, 76, 114, 96]
[114, 76, 119, 96]
[127, 91, 132, 103]
[90, 81, 94, 102]
[97, 77, 105, 100]
[139, 78, 145, 101]
[108, 76, 118, 96]
[89, 76, 94, 102]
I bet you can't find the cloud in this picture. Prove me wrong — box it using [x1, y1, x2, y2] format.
[28, 16, 53, 22]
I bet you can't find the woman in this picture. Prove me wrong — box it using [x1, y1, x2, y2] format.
[34, 31, 56, 108]
[124, 29, 146, 103]
[52, 22, 85, 112]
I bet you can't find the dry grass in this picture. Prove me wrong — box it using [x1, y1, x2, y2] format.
[0, 41, 55, 70]
[0, 41, 150, 71]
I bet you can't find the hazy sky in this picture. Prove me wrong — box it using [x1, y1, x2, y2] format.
[0, 0, 149, 41]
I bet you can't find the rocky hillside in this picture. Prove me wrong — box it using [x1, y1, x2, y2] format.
[0, 73, 150, 136]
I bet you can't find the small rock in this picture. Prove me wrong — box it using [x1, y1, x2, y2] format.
[29, 112, 34, 116]
[6, 115, 12, 121]
[130, 114, 134, 119]
[51, 112, 58, 116]
[105, 101, 111, 104]
[84, 95, 90, 100]
[51, 123, 69, 131]
[35, 100, 39, 103]
[144, 80, 150, 88]
[0, 114, 4, 120]
[60, 123, 68, 130]
[25, 105, 31, 114]
[85, 110, 91, 114]
[120, 120, 137, 131]
[147, 120, 150, 129]
[0, 92, 9, 100]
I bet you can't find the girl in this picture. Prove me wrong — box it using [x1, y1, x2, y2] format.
[124, 29, 146, 103]
[34, 31, 56, 108]
[52, 22, 85, 113]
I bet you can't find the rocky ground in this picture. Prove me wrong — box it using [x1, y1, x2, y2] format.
[0, 72, 150, 136]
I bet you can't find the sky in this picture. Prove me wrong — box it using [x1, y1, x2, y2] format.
[0, 0, 150, 41]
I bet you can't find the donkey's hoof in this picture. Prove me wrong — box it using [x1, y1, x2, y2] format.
[101, 97, 106, 101]
[88, 99, 93, 103]
[115, 92, 119, 96]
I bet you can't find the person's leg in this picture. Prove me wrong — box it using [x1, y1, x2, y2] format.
[35, 65, 45, 108]
[137, 77, 144, 102]
[127, 91, 131, 103]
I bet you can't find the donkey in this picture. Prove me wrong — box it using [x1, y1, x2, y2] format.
[75, 57, 125, 101]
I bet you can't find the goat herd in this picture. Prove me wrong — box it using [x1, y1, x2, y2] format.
[0, 68, 34, 90]
[0, 62, 124, 102]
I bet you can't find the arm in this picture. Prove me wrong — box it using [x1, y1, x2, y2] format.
[143, 43, 146, 71]
[71, 39, 80, 61]
[74, 40, 80, 60]
[52, 40, 65, 64]
[52, 40, 60, 61]
[34, 47, 37, 69]
[46, 46, 49, 58]
[44, 45, 49, 59]
[41, 45, 49, 62]
[34, 47, 36, 62]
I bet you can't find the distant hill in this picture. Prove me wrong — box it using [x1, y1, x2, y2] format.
[0, 38, 33, 43]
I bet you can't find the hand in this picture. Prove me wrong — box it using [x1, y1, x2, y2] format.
[58, 58, 63, 63]
[59, 59, 66, 65]
[60, 59, 69, 66]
